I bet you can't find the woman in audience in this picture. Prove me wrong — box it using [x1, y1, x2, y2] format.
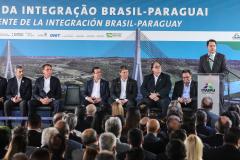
[48, 133, 66, 160]
[111, 101, 125, 126]
[185, 134, 203, 160]
[3, 135, 27, 160]
[82, 146, 98, 160]
[29, 148, 50, 160]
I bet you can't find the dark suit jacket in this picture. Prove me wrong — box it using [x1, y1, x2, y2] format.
[111, 77, 137, 101]
[141, 73, 171, 99]
[6, 76, 32, 101]
[172, 80, 198, 110]
[27, 129, 42, 147]
[143, 133, 165, 154]
[0, 76, 7, 100]
[198, 53, 227, 73]
[83, 79, 110, 103]
[204, 144, 240, 160]
[33, 76, 61, 100]
[202, 133, 223, 147]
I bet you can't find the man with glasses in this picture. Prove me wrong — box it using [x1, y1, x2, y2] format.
[140, 61, 171, 118]
[172, 69, 198, 112]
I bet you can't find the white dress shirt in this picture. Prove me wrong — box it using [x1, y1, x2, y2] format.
[120, 79, 127, 99]
[17, 78, 22, 97]
[154, 75, 159, 85]
[91, 79, 101, 98]
[44, 77, 51, 93]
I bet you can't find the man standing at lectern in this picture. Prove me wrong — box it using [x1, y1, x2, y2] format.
[198, 39, 227, 74]
[198, 39, 227, 113]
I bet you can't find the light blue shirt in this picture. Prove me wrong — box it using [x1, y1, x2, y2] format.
[182, 82, 191, 99]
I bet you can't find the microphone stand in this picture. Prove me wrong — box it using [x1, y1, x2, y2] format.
[208, 56, 240, 102]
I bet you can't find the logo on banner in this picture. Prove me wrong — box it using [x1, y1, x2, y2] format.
[201, 82, 216, 94]
[49, 33, 61, 38]
[106, 33, 122, 38]
[232, 33, 240, 40]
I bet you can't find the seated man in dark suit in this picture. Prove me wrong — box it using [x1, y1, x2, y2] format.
[196, 110, 215, 137]
[4, 65, 32, 127]
[140, 61, 172, 118]
[28, 64, 62, 115]
[172, 69, 197, 112]
[0, 76, 7, 115]
[83, 66, 110, 110]
[110, 65, 138, 109]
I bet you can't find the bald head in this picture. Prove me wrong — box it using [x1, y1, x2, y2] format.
[86, 104, 97, 116]
[147, 119, 160, 134]
[54, 120, 69, 138]
[53, 112, 65, 125]
[81, 128, 97, 145]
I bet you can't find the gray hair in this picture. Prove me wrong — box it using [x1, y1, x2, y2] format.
[105, 117, 122, 138]
[62, 113, 78, 131]
[15, 65, 23, 70]
[99, 132, 116, 152]
[41, 127, 59, 147]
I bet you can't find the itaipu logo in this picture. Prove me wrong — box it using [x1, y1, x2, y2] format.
[201, 83, 216, 94]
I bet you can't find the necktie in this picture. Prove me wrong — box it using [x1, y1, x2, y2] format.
[209, 54, 214, 70]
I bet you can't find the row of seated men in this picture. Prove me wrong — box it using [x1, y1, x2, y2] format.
[0, 61, 197, 127]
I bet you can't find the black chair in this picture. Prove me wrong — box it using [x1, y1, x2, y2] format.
[63, 84, 82, 112]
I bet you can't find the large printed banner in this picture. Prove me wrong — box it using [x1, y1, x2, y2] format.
[0, 0, 239, 96]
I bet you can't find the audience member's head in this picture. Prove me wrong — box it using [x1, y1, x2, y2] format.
[27, 114, 41, 130]
[125, 108, 141, 130]
[81, 128, 98, 146]
[48, 133, 66, 159]
[221, 111, 240, 128]
[166, 114, 181, 133]
[12, 153, 28, 160]
[54, 120, 70, 138]
[215, 116, 232, 134]
[52, 112, 65, 126]
[125, 148, 144, 160]
[99, 132, 116, 152]
[95, 151, 116, 160]
[166, 139, 186, 160]
[228, 104, 240, 115]
[196, 110, 207, 126]
[105, 117, 122, 138]
[62, 113, 78, 131]
[201, 96, 213, 111]
[0, 126, 11, 151]
[29, 148, 50, 160]
[182, 114, 197, 135]
[167, 100, 183, 120]
[12, 126, 27, 138]
[41, 127, 59, 147]
[128, 128, 143, 148]
[3, 135, 27, 160]
[185, 134, 203, 160]
[82, 147, 98, 160]
[224, 127, 240, 148]
[169, 129, 187, 142]
[86, 104, 97, 116]
[146, 119, 160, 135]
[111, 102, 124, 117]
[139, 117, 150, 134]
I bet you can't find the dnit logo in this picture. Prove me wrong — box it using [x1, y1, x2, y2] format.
[201, 83, 215, 94]
[50, 34, 61, 38]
